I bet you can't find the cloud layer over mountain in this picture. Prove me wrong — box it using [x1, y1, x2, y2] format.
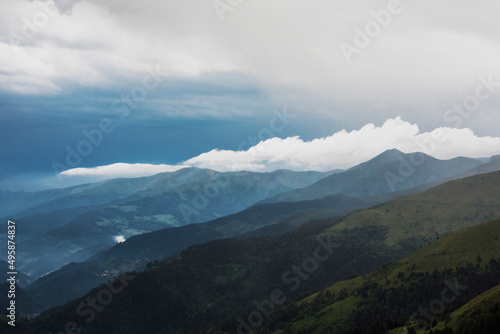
[59, 117, 500, 182]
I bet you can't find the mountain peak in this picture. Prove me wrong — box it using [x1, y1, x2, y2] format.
[355, 148, 409, 168]
[490, 154, 500, 162]
[377, 148, 405, 159]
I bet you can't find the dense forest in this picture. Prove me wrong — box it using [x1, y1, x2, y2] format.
[255, 258, 500, 333]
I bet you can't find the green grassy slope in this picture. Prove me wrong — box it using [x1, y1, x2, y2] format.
[327, 170, 500, 246]
[258, 219, 500, 334]
[426, 283, 500, 333]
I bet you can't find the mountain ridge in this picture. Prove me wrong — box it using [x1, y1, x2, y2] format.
[259, 149, 486, 204]
[13, 169, 500, 333]
[14, 168, 333, 278]
[19, 152, 500, 311]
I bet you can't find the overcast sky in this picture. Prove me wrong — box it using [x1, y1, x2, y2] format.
[1, 0, 500, 186]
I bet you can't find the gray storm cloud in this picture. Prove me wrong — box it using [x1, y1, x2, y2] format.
[1, 0, 499, 139]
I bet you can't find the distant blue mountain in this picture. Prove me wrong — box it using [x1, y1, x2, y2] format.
[13, 168, 333, 278]
[260, 149, 486, 204]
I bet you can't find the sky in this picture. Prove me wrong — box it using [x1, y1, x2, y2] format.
[1, 0, 500, 188]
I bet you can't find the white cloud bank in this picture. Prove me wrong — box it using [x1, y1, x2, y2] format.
[114, 235, 126, 243]
[61, 163, 184, 180]
[59, 117, 500, 181]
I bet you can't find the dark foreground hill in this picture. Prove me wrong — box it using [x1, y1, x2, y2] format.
[254, 218, 500, 334]
[425, 282, 500, 334]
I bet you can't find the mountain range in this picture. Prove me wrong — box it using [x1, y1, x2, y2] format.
[261, 150, 489, 204]
[5, 165, 499, 334]
[14, 149, 500, 312]
[7, 168, 332, 278]
[1, 149, 500, 334]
